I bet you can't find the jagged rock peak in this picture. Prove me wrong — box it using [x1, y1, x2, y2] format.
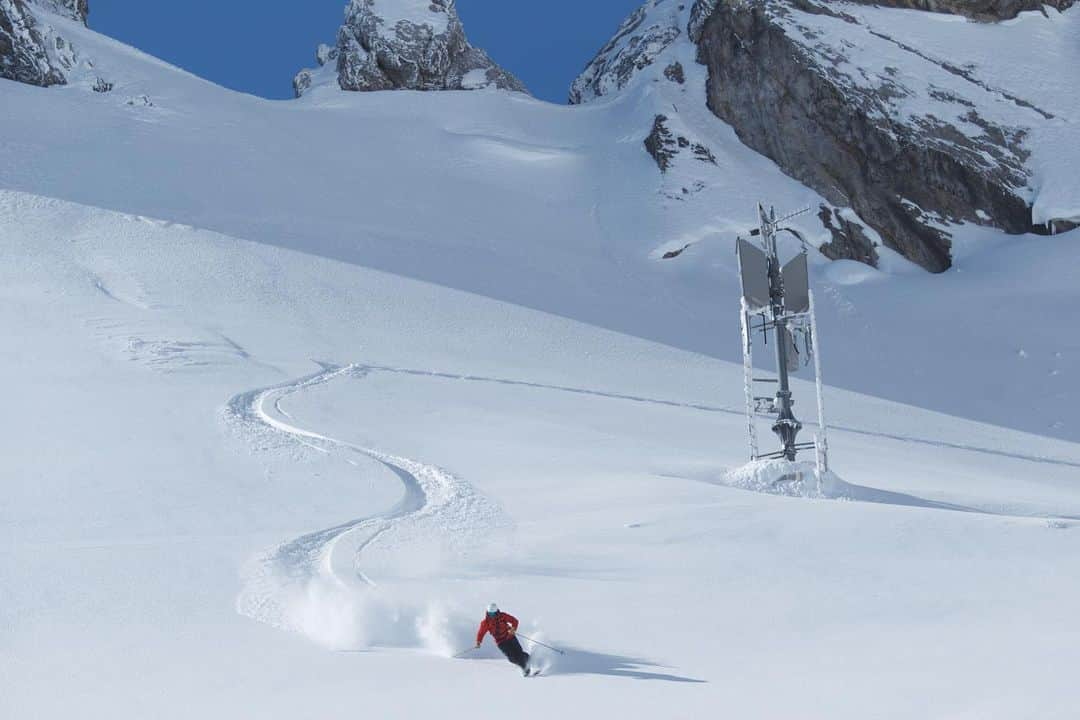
[1, 0, 82, 87]
[294, 0, 527, 97]
[570, 0, 693, 105]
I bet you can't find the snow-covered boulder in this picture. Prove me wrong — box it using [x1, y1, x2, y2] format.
[0, 0, 83, 87]
[295, 0, 527, 97]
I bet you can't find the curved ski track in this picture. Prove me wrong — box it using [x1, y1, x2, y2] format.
[226, 364, 504, 633]
[227, 361, 1080, 636]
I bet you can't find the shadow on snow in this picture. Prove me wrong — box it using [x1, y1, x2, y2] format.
[540, 647, 706, 683]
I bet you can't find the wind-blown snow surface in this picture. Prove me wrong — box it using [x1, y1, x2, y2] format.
[2, 13, 1080, 720]
[4, 189, 1080, 719]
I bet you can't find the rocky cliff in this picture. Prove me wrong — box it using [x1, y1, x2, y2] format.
[847, 0, 1074, 21]
[574, 0, 1079, 272]
[0, 0, 84, 87]
[34, 0, 87, 23]
[295, 0, 526, 97]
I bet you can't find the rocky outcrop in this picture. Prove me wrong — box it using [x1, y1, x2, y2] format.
[847, 0, 1074, 21]
[693, 0, 1049, 271]
[295, 0, 526, 97]
[818, 205, 880, 266]
[33, 0, 87, 23]
[1, 0, 82, 87]
[293, 43, 338, 96]
[645, 114, 716, 173]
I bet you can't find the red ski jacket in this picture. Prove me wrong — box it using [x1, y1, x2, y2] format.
[476, 612, 519, 646]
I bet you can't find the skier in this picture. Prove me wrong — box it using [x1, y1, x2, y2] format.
[475, 603, 532, 675]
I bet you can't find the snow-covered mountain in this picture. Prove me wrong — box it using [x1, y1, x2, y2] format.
[573, 0, 1080, 271]
[294, 0, 527, 97]
[2, 3, 1080, 719]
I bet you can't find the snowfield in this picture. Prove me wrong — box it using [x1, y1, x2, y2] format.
[2, 5, 1080, 719]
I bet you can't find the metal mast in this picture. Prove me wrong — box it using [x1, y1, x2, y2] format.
[662, 200, 831, 481]
[760, 204, 803, 461]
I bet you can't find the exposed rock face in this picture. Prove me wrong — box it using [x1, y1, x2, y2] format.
[688, 0, 718, 41]
[644, 115, 678, 173]
[645, 114, 716, 173]
[693, 0, 1046, 271]
[295, 0, 526, 97]
[33, 0, 87, 24]
[818, 205, 880, 266]
[1, 0, 82, 87]
[574, 0, 1075, 271]
[847, 0, 1074, 21]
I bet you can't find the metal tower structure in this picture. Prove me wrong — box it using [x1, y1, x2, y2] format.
[661, 201, 831, 483]
[737, 204, 829, 479]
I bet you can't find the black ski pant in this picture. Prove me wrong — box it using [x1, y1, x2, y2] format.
[497, 637, 530, 670]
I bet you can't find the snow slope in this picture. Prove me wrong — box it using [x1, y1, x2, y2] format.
[2, 9, 1080, 720]
[3, 188, 1080, 719]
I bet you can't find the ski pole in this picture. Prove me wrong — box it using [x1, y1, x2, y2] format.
[453, 646, 479, 659]
[514, 633, 565, 655]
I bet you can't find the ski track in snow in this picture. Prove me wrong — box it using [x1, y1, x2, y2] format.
[342, 363, 1080, 519]
[226, 359, 1080, 642]
[225, 364, 505, 640]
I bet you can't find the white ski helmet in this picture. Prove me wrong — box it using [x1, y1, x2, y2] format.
[486, 603, 499, 615]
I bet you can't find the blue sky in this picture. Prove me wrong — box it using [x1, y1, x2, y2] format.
[90, 0, 645, 103]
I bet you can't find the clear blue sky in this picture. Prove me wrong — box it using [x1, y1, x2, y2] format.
[90, 0, 645, 103]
